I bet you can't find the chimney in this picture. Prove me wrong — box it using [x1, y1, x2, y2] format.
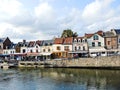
[23, 40, 26, 43]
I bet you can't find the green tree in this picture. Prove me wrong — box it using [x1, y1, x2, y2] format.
[61, 29, 78, 38]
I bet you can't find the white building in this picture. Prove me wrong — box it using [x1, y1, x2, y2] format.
[86, 31, 107, 57]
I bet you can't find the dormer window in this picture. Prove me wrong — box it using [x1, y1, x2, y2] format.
[74, 39, 77, 42]
[45, 43, 48, 46]
[78, 39, 81, 42]
[93, 35, 99, 40]
[82, 39, 84, 43]
[85, 39, 87, 42]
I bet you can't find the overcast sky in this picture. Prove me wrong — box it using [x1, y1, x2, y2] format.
[0, 0, 120, 42]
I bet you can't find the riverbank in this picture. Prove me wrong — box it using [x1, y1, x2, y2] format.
[18, 55, 120, 69]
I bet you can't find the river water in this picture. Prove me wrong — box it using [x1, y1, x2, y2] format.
[0, 68, 120, 90]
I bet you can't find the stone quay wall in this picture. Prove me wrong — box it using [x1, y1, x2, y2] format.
[46, 56, 120, 68]
[18, 56, 120, 68]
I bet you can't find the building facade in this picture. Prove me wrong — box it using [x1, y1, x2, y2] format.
[71, 37, 88, 57]
[86, 31, 106, 57]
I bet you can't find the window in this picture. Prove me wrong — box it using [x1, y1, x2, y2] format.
[92, 42, 95, 47]
[85, 39, 87, 42]
[45, 43, 48, 46]
[119, 39, 120, 43]
[93, 35, 99, 40]
[6, 51, 8, 54]
[11, 51, 12, 54]
[108, 41, 110, 45]
[36, 46, 38, 48]
[0, 45, 1, 49]
[36, 50, 38, 53]
[75, 46, 77, 51]
[78, 39, 81, 42]
[79, 46, 81, 50]
[43, 49, 45, 52]
[98, 42, 101, 46]
[83, 46, 85, 50]
[74, 39, 77, 42]
[23, 49, 26, 53]
[64, 46, 69, 51]
[48, 49, 50, 52]
[82, 39, 84, 43]
[57, 46, 61, 50]
[30, 50, 33, 53]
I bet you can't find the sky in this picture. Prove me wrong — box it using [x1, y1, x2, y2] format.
[0, 0, 120, 43]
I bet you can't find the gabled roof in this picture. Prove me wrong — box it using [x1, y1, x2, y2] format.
[54, 38, 64, 44]
[104, 31, 115, 37]
[85, 30, 104, 38]
[0, 37, 7, 43]
[36, 40, 43, 46]
[8, 43, 17, 49]
[28, 41, 35, 47]
[85, 34, 94, 38]
[96, 30, 104, 36]
[42, 40, 54, 46]
[74, 37, 84, 39]
[17, 42, 29, 47]
[63, 37, 73, 44]
[114, 29, 120, 34]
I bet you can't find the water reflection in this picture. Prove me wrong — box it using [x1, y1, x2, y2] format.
[0, 68, 120, 90]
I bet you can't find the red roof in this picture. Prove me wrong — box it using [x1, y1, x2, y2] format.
[85, 33, 94, 38]
[74, 37, 84, 39]
[96, 30, 104, 36]
[54, 38, 64, 44]
[63, 37, 73, 44]
[85, 30, 104, 38]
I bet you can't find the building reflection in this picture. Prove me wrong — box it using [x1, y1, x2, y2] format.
[18, 68, 120, 90]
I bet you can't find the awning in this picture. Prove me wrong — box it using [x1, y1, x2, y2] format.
[41, 52, 52, 56]
[0, 54, 10, 57]
[69, 51, 88, 53]
[27, 52, 42, 56]
[89, 48, 106, 52]
[10, 53, 27, 56]
[106, 49, 119, 52]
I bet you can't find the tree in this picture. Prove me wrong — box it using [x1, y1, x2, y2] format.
[61, 29, 78, 38]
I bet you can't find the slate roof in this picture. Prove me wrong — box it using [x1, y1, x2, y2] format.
[0, 38, 7, 43]
[28, 41, 35, 47]
[42, 40, 54, 46]
[8, 43, 17, 49]
[114, 29, 120, 34]
[104, 31, 115, 37]
[36, 40, 43, 46]
[17, 41, 29, 47]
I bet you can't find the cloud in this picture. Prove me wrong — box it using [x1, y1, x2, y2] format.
[82, 0, 114, 24]
[80, 0, 120, 33]
[0, 0, 120, 43]
[0, 0, 22, 20]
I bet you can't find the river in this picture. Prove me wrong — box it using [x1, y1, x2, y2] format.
[0, 68, 120, 90]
